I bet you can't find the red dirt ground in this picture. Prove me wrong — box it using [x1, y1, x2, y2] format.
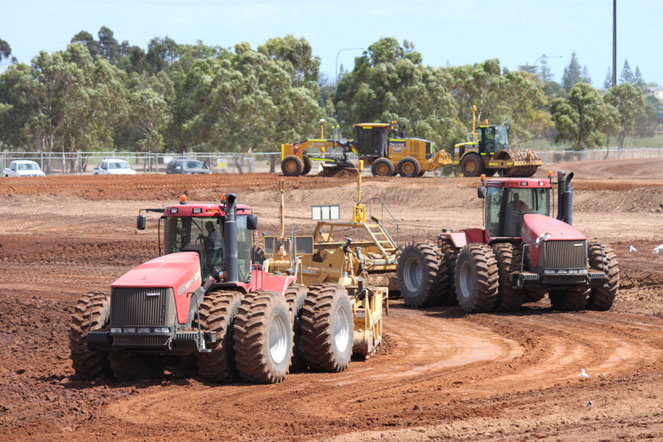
[1, 159, 662, 441]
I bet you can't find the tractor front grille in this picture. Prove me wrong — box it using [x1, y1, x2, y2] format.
[113, 335, 169, 347]
[110, 287, 174, 327]
[542, 240, 587, 269]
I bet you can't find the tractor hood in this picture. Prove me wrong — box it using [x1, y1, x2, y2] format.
[112, 252, 202, 293]
[522, 214, 587, 244]
[111, 252, 202, 325]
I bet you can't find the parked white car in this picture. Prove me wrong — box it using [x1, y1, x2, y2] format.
[93, 159, 137, 175]
[3, 160, 46, 177]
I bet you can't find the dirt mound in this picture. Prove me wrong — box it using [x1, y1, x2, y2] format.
[0, 173, 357, 201]
[317, 166, 358, 178]
[544, 157, 663, 180]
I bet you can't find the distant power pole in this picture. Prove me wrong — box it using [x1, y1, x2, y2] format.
[612, 0, 617, 87]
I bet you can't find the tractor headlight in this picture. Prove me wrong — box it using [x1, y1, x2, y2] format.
[153, 327, 170, 334]
[137, 327, 151, 334]
[124, 327, 136, 333]
[535, 233, 551, 247]
[110, 327, 122, 334]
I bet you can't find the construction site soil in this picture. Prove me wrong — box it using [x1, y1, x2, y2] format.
[1, 158, 662, 441]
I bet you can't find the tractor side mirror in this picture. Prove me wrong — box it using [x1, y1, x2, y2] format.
[137, 214, 147, 230]
[247, 214, 258, 230]
[477, 186, 486, 199]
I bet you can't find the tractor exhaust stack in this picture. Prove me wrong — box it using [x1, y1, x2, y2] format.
[556, 171, 574, 226]
[224, 193, 239, 281]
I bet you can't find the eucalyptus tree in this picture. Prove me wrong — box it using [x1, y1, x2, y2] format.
[550, 83, 615, 150]
[604, 82, 644, 149]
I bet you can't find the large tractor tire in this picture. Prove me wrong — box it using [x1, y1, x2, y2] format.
[69, 292, 111, 379]
[301, 156, 312, 175]
[371, 158, 395, 177]
[397, 241, 446, 307]
[285, 284, 308, 371]
[196, 291, 242, 383]
[234, 292, 293, 383]
[109, 352, 165, 381]
[492, 243, 526, 312]
[455, 244, 499, 313]
[586, 243, 619, 310]
[281, 155, 304, 176]
[438, 239, 459, 305]
[549, 286, 590, 311]
[460, 154, 484, 177]
[301, 283, 353, 372]
[397, 157, 421, 177]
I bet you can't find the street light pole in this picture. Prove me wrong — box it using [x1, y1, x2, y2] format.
[335, 47, 364, 83]
[612, 0, 617, 87]
[531, 53, 562, 82]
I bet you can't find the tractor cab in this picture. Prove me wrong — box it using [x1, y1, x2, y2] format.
[478, 124, 509, 155]
[352, 123, 393, 158]
[138, 195, 257, 281]
[482, 178, 551, 238]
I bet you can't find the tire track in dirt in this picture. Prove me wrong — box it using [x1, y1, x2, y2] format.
[101, 303, 663, 441]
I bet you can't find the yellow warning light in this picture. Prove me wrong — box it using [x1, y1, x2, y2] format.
[480, 174, 486, 180]
[547, 170, 554, 177]
[220, 193, 226, 202]
[179, 194, 187, 205]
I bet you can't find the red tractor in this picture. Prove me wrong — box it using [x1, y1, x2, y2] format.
[397, 171, 619, 312]
[69, 194, 355, 383]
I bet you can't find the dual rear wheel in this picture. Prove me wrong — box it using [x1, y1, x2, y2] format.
[397, 240, 619, 314]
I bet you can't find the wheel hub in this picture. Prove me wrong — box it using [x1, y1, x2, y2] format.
[458, 260, 474, 298]
[334, 305, 351, 353]
[403, 256, 423, 292]
[268, 312, 289, 364]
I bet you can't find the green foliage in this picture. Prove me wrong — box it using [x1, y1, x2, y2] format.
[258, 35, 320, 90]
[0, 43, 127, 164]
[562, 51, 591, 92]
[604, 83, 644, 149]
[634, 94, 659, 138]
[551, 83, 614, 150]
[0, 38, 11, 61]
[0, 30, 658, 155]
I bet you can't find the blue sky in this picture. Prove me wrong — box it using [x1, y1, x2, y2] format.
[1, 0, 659, 87]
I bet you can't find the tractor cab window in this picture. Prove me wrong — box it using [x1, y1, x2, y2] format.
[485, 187, 550, 237]
[494, 125, 508, 152]
[236, 215, 252, 282]
[481, 127, 495, 153]
[164, 216, 224, 279]
[485, 187, 503, 235]
[355, 127, 385, 156]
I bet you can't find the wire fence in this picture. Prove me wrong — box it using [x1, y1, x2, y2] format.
[0, 151, 282, 175]
[539, 147, 663, 165]
[2, 147, 663, 175]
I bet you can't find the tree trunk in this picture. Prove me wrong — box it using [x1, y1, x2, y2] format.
[269, 154, 277, 173]
[233, 155, 244, 174]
